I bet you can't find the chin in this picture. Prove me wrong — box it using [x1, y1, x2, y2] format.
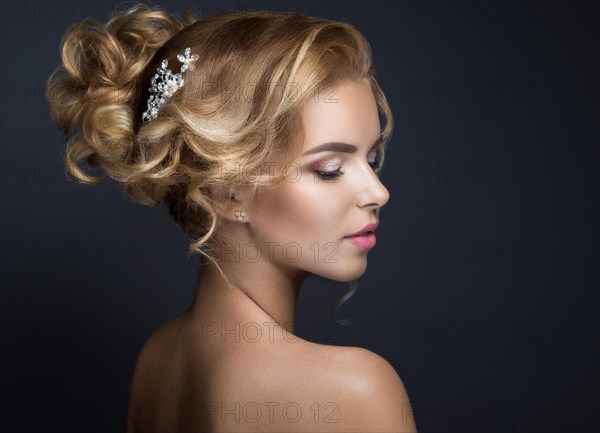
[314, 258, 369, 282]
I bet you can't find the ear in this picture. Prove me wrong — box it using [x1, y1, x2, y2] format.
[211, 185, 251, 223]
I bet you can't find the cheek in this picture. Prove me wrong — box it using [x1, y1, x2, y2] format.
[256, 177, 349, 245]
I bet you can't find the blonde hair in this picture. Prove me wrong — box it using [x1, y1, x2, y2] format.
[45, 3, 394, 322]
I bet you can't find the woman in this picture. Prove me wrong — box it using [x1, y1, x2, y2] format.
[45, 3, 417, 432]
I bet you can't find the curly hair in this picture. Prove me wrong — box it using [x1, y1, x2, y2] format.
[45, 3, 394, 322]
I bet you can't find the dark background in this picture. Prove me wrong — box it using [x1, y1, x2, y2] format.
[1, 0, 598, 432]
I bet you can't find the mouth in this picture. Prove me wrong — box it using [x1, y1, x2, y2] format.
[345, 222, 379, 238]
[346, 230, 374, 238]
[344, 231, 377, 249]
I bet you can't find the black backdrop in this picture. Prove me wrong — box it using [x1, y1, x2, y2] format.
[1, 1, 598, 432]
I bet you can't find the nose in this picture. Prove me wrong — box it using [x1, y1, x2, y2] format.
[355, 166, 390, 209]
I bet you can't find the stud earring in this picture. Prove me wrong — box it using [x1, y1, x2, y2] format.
[235, 210, 246, 221]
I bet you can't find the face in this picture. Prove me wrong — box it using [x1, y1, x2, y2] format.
[246, 79, 390, 281]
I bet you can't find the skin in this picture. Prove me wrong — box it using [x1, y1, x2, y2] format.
[126, 79, 418, 432]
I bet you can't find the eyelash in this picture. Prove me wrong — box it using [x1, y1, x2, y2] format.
[315, 168, 345, 181]
[315, 152, 382, 180]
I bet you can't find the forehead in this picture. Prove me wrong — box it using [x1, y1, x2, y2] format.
[302, 80, 380, 149]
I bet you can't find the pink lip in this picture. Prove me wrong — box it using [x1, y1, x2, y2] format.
[344, 222, 379, 250]
[346, 222, 379, 238]
[345, 232, 377, 249]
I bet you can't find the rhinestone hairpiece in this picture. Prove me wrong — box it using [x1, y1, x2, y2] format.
[142, 47, 199, 124]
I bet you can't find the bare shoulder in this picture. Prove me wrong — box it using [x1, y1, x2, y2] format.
[316, 344, 418, 432]
[129, 320, 418, 432]
[127, 314, 187, 396]
[131, 314, 183, 367]
[204, 339, 418, 432]
[234, 341, 417, 432]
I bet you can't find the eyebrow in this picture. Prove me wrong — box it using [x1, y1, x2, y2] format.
[301, 134, 383, 157]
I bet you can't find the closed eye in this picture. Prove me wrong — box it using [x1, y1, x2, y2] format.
[368, 148, 383, 173]
[311, 136, 384, 181]
[314, 162, 344, 181]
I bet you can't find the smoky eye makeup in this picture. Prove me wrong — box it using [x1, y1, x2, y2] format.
[368, 147, 383, 171]
[367, 147, 377, 163]
[303, 135, 383, 180]
[309, 159, 344, 181]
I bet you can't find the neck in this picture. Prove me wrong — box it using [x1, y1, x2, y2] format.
[190, 253, 310, 334]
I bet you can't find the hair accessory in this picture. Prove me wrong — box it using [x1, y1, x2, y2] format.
[142, 47, 199, 124]
[235, 211, 246, 221]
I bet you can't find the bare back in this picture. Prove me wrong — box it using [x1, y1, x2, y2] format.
[126, 312, 416, 432]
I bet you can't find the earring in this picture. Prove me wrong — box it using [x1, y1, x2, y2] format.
[235, 210, 246, 221]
